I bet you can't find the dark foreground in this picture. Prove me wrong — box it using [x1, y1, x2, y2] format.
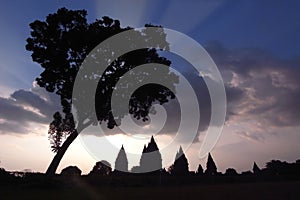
[1, 181, 300, 200]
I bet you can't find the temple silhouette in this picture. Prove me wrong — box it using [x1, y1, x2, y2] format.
[112, 135, 214, 175]
[1, 135, 300, 189]
[115, 145, 129, 173]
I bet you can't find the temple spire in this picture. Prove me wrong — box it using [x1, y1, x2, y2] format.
[114, 145, 128, 172]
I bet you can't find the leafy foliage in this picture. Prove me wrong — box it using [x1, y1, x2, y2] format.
[61, 166, 82, 176]
[26, 8, 178, 154]
[225, 168, 238, 176]
[26, 8, 178, 162]
[48, 112, 75, 152]
[89, 161, 112, 176]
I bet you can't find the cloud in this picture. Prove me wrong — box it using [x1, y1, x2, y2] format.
[96, 65, 245, 143]
[1, 41, 300, 142]
[206, 41, 300, 129]
[0, 84, 60, 135]
[235, 131, 265, 142]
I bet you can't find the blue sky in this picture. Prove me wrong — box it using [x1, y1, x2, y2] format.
[1, 0, 299, 92]
[1, 0, 299, 93]
[0, 0, 300, 173]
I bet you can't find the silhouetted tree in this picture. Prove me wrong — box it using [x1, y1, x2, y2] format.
[205, 153, 217, 176]
[48, 112, 74, 152]
[265, 160, 299, 176]
[61, 166, 81, 177]
[114, 145, 128, 173]
[0, 168, 13, 183]
[196, 164, 204, 175]
[89, 160, 112, 176]
[253, 161, 261, 174]
[225, 168, 238, 176]
[170, 146, 189, 175]
[265, 160, 286, 175]
[26, 8, 178, 175]
[139, 136, 162, 172]
[294, 160, 300, 176]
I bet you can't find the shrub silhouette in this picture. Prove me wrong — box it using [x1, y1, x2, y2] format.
[225, 168, 238, 176]
[61, 166, 81, 177]
[89, 160, 112, 176]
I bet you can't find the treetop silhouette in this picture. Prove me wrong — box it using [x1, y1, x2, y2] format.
[225, 168, 238, 176]
[89, 160, 112, 176]
[61, 166, 82, 177]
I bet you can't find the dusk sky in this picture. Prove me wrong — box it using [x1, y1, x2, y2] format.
[1, 0, 300, 174]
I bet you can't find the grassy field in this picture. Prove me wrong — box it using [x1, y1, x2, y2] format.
[1, 181, 300, 200]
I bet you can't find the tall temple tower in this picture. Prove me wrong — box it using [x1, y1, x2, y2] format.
[139, 136, 162, 172]
[114, 145, 129, 172]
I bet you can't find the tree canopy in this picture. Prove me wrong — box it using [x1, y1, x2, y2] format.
[89, 160, 112, 176]
[26, 7, 178, 175]
[26, 7, 177, 130]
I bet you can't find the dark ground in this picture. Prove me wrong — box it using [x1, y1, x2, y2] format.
[1, 181, 300, 200]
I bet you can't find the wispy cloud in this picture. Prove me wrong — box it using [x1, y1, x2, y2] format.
[235, 131, 264, 142]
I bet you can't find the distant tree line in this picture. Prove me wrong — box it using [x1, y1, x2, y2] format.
[1, 136, 300, 187]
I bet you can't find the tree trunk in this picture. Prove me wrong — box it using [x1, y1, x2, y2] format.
[45, 130, 79, 176]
